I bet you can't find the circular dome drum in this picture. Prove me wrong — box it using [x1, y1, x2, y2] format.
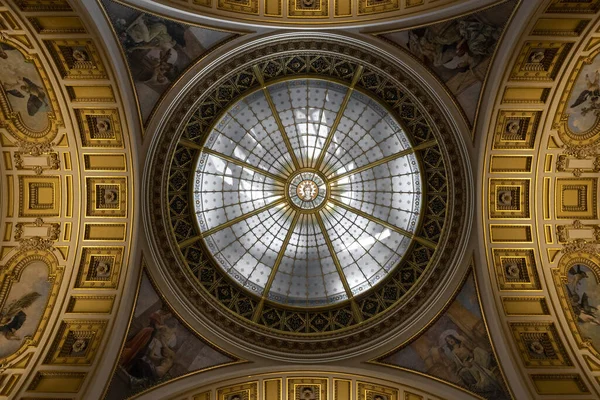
[145, 35, 471, 358]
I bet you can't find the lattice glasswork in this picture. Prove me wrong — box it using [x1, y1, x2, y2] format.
[193, 79, 422, 307]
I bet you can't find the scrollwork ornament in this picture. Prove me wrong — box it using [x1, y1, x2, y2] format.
[14, 150, 61, 175]
[557, 224, 568, 243]
[48, 153, 60, 170]
[556, 154, 567, 170]
[12, 153, 23, 170]
[564, 143, 599, 159]
[558, 221, 600, 255]
[14, 219, 60, 251]
[562, 239, 600, 255]
[13, 224, 23, 240]
[17, 140, 53, 157]
[18, 237, 55, 252]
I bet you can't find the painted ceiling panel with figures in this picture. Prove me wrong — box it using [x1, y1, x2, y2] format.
[106, 266, 242, 400]
[380, 0, 517, 126]
[100, 0, 239, 123]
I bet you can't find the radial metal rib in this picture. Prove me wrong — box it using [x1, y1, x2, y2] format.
[178, 235, 201, 249]
[314, 65, 364, 170]
[314, 212, 363, 322]
[253, 65, 301, 170]
[201, 147, 287, 184]
[252, 210, 300, 322]
[200, 198, 286, 237]
[328, 139, 437, 183]
[327, 198, 436, 249]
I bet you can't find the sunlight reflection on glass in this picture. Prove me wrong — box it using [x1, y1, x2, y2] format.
[194, 79, 422, 307]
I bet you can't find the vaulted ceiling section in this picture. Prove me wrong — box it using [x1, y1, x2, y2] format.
[0, 1, 599, 399]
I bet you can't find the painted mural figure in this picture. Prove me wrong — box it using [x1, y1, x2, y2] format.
[120, 307, 179, 389]
[4, 76, 48, 116]
[569, 265, 589, 291]
[440, 331, 502, 395]
[566, 49, 600, 133]
[116, 15, 183, 87]
[0, 292, 40, 340]
[125, 15, 177, 53]
[570, 70, 600, 117]
[407, 18, 500, 72]
[119, 305, 172, 368]
[0, 42, 50, 130]
[107, 274, 235, 399]
[566, 264, 600, 326]
[102, 0, 234, 121]
[382, 1, 515, 124]
[129, 318, 177, 384]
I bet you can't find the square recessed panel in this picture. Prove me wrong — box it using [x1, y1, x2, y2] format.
[493, 111, 541, 149]
[76, 109, 123, 148]
[217, 0, 259, 14]
[289, 0, 328, 17]
[494, 249, 540, 290]
[357, 382, 398, 400]
[556, 178, 598, 219]
[490, 179, 530, 219]
[287, 378, 327, 400]
[546, 0, 600, 13]
[19, 175, 61, 217]
[358, 0, 399, 14]
[86, 177, 127, 217]
[45, 39, 106, 79]
[75, 247, 123, 288]
[511, 323, 572, 367]
[217, 382, 258, 400]
[44, 320, 107, 365]
[510, 42, 573, 81]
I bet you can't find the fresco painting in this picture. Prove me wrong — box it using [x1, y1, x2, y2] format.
[382, 1, 516, 124]
[566, 54, 600, 134]
[565, 263, 600, 353]
[101, 0, 234, 122]
[0, 260, 51, 360]
[106, 273, 236, 400]
[0, 42, 50, 132]
[379, 273, 510, 400]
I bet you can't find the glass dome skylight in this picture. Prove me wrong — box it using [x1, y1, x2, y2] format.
[193, 79, 422, 307]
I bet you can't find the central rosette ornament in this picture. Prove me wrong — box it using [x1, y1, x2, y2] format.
[288, 171, 327, 210]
